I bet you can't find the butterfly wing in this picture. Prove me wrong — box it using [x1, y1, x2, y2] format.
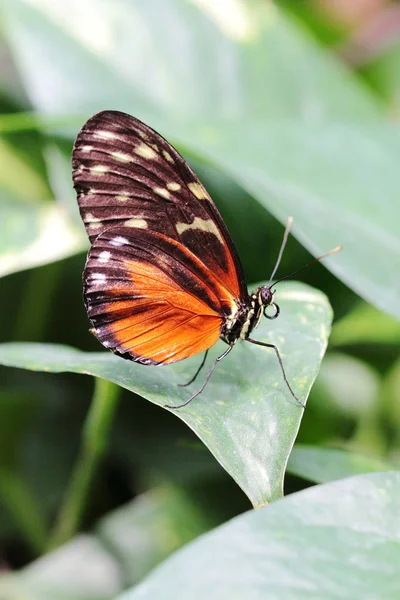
[84, 227, 237, 364]
[72, 110, 247, 299]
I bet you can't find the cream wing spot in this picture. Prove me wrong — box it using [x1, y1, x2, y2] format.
[166, 182, 181, 191]
[162, 150, 174, 163]
[85, 213, 100, 223]
[134, 143, 157, 160]
[115, 194, 130, 202]
[94, 130, 120, 140]
[89, 222, 102, 230]
[111, 151, 133, 163]
[124, 218, 148, 229]
[81, 145, 93, 152]
[188, 182, 208, 200]
[153, 187, 170, 200]
[90, 165, 108, 174]
[176, 217, 224, 244]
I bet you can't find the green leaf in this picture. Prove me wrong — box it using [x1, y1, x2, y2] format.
[0, 136, 50, 201]
[0, 480, 236, 598]
[0, 115, 87, 277]
[288, 445, 393, 484]
[0, 282, 332, 507]
[0, 197, 85, 277]
[97, 484, 218, 586]
[330, 302, 400, 346]
[0, 535, 121, 600]
[1, 0, 379, 121]
[117, 472, 400, 600]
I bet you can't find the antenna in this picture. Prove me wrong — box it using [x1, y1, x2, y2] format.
[271, 245, 342, 289]
[269, 216, 293, 282]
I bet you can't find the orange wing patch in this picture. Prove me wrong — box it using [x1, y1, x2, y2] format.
[84, 230, 228, 365]
[89, 259, 222, 365]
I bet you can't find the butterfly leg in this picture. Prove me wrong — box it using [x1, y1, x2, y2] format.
[246, 338, 305, 408]
[165, 345, 234, 410]
[178, 350, 209, 388]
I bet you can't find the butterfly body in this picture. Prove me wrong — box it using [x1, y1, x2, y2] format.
[220, 288, 269, 345]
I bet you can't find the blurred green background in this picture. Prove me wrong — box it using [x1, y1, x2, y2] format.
[0, 0, 400, 597]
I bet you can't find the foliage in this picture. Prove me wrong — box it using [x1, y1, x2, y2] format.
[0, 0, 399, 598]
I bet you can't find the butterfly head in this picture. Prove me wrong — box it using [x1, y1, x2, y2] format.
[258, 285, 280, 320]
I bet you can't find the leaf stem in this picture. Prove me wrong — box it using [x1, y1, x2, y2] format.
[48, 378, 121, 550]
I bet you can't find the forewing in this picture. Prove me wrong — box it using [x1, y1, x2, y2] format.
[84, 227, 238, 365]
[72, 110, 247, 299]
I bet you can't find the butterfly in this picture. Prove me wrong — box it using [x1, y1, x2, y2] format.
[72, 111, 339, 409]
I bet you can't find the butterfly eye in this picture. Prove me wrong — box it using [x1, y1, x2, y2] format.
[264, 302, 280, 320]
[260, 286, 274, 305]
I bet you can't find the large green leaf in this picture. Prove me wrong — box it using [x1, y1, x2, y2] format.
[2, 0, 399, 317]
[117, 472, 400, 600]
[1, 0, 378, 121]
[0, 282, 331, 507]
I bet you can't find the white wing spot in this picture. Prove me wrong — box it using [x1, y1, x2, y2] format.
[167, 182, 181, 191]
[81, 145, 93, 152]
[134, 143, 157, 160]
[98, 251, 111, 263]
[90, 165, 108, 174]
[111, 151, 132, 163]
[94, 130, 119, 140]
[176, 217, 224, 244]
[124, 218, 148, 229]
[91, 272, 107, 282]
[153, 187, 170, 199]
[163, 150, 174, 163]
[110, 236, 129, 246]
[188, 182, 208, 200]
[115, 194, 130, 202]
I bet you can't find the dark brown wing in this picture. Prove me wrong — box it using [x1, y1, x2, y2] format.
[72, 110, 247, 300]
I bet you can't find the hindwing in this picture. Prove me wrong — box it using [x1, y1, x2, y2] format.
[84, 227, 238, 364]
